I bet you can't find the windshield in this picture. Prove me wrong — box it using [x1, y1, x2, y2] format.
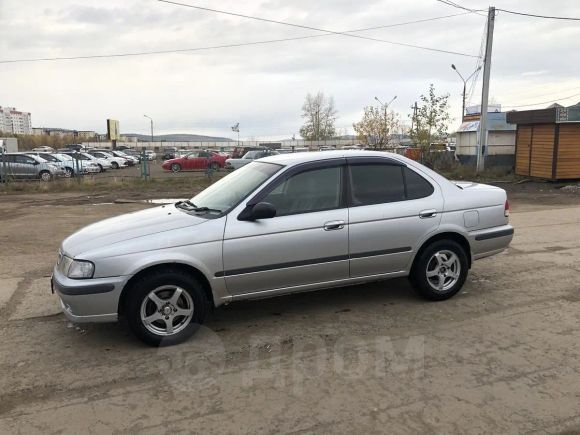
[190, 161, 281, 213]
[39, 154, 59, 162]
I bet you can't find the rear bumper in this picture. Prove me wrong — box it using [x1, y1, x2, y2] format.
[51, 267, 128, 323]
[469, 225, 514, 260]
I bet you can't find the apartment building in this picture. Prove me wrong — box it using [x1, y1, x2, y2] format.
[0, 106, 32, 134]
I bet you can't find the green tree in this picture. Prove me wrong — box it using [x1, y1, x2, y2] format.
[299, 92, 338, 141]
[353, 105, 400, 148]
[409, 84, 451, 150]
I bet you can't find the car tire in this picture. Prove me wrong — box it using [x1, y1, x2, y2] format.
[210, 162, 220, 171]
[39, 170, 52, 182]
[409, 239, 468, 301]
[98, 164, 104, 173]
[64, 167, 74, 178]
[125, 268, 209, 346]
[111, 161, 119, 169]
[171, 163, 181, 172]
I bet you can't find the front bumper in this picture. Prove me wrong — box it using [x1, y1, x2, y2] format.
[51, 267, 129, 323]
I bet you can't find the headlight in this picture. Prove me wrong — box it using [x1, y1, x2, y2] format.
[59, 255, 94, 279]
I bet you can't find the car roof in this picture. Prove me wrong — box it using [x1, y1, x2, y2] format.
[259, 150, 402, 166]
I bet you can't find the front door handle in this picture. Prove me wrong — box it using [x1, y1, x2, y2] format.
[324, 220, 345, 231]
[419, 209, 437, 219]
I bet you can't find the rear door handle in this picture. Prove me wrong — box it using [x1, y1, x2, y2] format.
[419, 209, 437, 219]
[324, 220, 345, 231]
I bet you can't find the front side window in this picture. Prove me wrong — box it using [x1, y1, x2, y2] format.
[262, 166, 342, 216]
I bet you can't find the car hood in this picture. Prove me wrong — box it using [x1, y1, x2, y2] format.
[62, 204, 207, 258]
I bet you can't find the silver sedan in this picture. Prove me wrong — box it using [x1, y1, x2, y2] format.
[52, 151, 513, 346]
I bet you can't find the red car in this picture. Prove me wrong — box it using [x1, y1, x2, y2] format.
[162, 150, 228, 172]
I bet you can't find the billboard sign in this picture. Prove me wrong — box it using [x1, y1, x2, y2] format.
[556, 106, 580, 123]
[107, 119, 120, 140]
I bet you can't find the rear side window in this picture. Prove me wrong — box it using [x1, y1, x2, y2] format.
[349, 164, 405, 206]
[404, 167, 434, 199]
[348, 164, 434, 206]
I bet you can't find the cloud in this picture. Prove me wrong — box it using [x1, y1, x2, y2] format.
[0, 0, 579, 138]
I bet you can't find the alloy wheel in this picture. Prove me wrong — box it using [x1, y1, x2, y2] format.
[140, 286, 194, 336]
[425, 250, 461, 292]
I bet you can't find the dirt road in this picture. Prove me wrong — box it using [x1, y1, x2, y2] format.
[0, 190, 579, 434]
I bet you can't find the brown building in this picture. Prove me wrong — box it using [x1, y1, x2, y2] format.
[506, 104, 580, 180]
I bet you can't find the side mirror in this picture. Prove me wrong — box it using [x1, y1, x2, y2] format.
[238, 202, 276, 221]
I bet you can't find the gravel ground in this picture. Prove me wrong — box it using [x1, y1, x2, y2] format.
[0, 185, 579, 434]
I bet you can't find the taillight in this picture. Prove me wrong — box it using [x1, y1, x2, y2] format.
[504, 199, 510, 218]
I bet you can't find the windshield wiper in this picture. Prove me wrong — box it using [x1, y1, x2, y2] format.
[191, 206, 222, 214]
[175, 201, 221, 214]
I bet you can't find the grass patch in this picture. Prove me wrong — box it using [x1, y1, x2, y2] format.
[0, 173, 227, 196]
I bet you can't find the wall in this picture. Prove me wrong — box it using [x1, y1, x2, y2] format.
[81, 138, 364, 150]
[455, 130, 516, 168]
[0, 137, 18, 152]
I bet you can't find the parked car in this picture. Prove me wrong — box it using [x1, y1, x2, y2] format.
[32, 146, 55, 153]
[107, 150, 139, 166]
[122, 149, 141, 162]
[144, 150, 157, 161]
[52, 151, 514, 346]
[162, 147, 179, 160]
[161, 150, 227, 172]
[0, 153, 65, 181]
[61, 151, 112, 173]
[26, 152, 97, 177]
[87, 150, 129, 169]
[225, 149, 279, 170]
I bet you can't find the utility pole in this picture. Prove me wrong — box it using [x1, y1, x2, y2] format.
[410, 102, 418, 142]
[477, 6, 496, 174]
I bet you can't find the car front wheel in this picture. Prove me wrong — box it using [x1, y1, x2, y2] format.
[125, 269, 209, 346]
[111, 161, 119, 169]
[171, 163, 181, 172]
[410, 240, 468, 301]
[39, 170, 52, 182]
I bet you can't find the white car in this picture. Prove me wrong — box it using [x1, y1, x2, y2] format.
[225, 149, 279, 170]
[144, 150, 157, 161]
[69, 152, 111, 172]
[88, 151, 128, 169]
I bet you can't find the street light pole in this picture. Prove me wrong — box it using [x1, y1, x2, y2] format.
[143, 115, 154, 143]
[451, 64, 481, 122]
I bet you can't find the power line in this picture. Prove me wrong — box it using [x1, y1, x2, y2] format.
[157, 0, 480, 57]
[0, 11, 480, 64]
[503, 92, 580, 109]
[434, 0, 487, 17]
[497, 8, 580, 21]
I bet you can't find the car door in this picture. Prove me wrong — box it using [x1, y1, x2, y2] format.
[16, 155, 38, 178]
[198, 151, 210, 169]
[1, 155, 17, 179]
[184, 152, 198, 170]
[346, 157, 443, 278]
[222, 159, 349, 296]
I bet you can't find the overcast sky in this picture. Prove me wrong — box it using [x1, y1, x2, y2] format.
[1, 0, 579, 140]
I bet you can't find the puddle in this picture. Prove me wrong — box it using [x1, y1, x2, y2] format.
[146, 198, 187, 204]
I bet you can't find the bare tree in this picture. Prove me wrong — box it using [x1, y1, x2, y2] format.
[299, 92, 338, 141]
[353, 106, 400, 149]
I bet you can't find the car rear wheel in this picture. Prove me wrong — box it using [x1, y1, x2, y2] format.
[125, 269, 209, 346]
[64, 167, 74, 178]
[39, 170, 52, 182]
[171, 163, 181, 172]
[409, 240, 468, 301]
[210, 162, 220, 171]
